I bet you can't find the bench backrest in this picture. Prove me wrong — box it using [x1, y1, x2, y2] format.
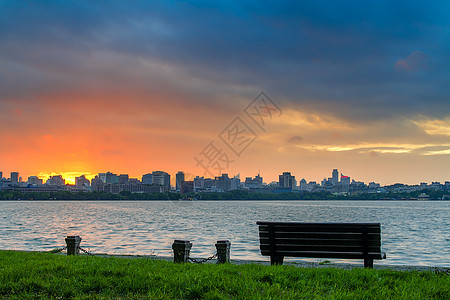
[257, 222, 383, 260]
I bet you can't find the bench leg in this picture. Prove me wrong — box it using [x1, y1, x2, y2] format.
[270, 255, 284, 265]
[364, 258, 373, 268]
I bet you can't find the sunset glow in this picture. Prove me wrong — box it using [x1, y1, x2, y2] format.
[1, 1, 449, 185]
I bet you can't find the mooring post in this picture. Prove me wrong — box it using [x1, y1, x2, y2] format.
[65, 236, 82, 255]
[172, 240, 193, 263]
[215, 240, 231, 264]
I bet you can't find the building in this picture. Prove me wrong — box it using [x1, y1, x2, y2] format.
[244, 173, 263, 189]
[332, 169, 339, 185]
[10, 172, 19, 184]
[180, 181, 194, 194]
[27, 176, 43, 185]
[142, 173, 153, 185]
[105, 172, 119, 184]
[193, 176, 205, 191]
[231, 174, 241, 190]
[176, 171, 185, 191]
[46, 175, 65, 186]
[75, 175, 90, 187]
[215, 174, 231, 192]
[279, 172, 296, 190]
[118, 174, 129, 184]
[341, 174, 350, 185]
[152, 171, 170, 186]
[91, 175, 104, 192]
[0, 171, 3, 179]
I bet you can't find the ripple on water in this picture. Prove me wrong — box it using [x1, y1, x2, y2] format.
[0, 200, 449, 267]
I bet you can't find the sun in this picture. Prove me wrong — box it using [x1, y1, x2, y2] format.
[38, 172, 96, 185]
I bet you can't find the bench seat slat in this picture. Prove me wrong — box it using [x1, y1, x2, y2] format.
[258, 225, 381, 234]
[259, 250, 386, 260]
[259, 231, 381, 241]
[259, 244, 382, 253]
[259, 237, 381, 247]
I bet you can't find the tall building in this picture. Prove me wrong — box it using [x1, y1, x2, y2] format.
[91, 175, 104, 192]
[176, 171, 185, 191]
[152, 171, 170, 186]
[332, 169, 339, 185]
[0, 171, 3, 179]
[75, 175, 90, 187]
[105, 172, 119, 184]
[10, 172, 19, 183]
[215, 174, 231, 192]
[279, 172, 296, 190]
[142, 173, 153, 184]
[340, 174, 350, 185]
[230, 175, 241, 190]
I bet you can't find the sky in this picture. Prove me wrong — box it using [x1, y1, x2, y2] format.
[1, 0, 449, 185]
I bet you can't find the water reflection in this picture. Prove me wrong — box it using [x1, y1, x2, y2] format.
[0, 200, 448, 266]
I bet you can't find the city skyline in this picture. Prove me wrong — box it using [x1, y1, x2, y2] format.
[1, 1, 450, 186]
[0, 167, 446, 188]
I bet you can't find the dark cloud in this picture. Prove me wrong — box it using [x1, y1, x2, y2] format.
[286, 136, 303, 145]
[1, 0, 449, 122]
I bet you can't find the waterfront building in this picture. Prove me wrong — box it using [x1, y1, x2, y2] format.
[27, 176, 43, 185]
[46, 175, 65, 186]
[128, 178, 140, 184]
[142, 173, 153, 184]
[230, 174, 241, 190]
[193, 176, 205, 191]
[10, 172, 19, 183]
[118, 174, 129, 184]
[332, 169, 339, 185]
[341, 174, 350, 185]
[279, 172, 296, 190]
[180, 181, 194, 194]
[176, 171, 185, 191]
[152, 171, 170, 186]
[215, 174, 231, 192]
[75, 175, 90, 187]
[98, 173, 107, 183]
[244, 173, 263, 188]
[105, 172, 119, 184]
[91, 175, 104, 192]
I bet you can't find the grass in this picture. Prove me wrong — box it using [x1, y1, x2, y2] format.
[0, 251, 448, 299]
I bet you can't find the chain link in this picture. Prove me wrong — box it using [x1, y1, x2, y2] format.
[49, 246, 67, 253]
[187, 253, 217, 264]
[78, 247, 93, 255]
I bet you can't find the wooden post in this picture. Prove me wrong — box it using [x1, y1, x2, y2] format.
[172, 240, 193, 263]
[65, 236, 82, 255]
[215, 240, 231, 264]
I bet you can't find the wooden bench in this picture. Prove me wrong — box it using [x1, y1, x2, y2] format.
[257, 222, 386, 268]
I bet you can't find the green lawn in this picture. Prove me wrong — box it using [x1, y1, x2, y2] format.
[0, 251, 448, 299]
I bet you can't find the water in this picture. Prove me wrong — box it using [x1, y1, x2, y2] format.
[0, 200, 448, 267]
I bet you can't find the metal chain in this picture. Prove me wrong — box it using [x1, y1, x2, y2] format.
[78, 246, 93, 256]
[49, 246, 67, 253]
[187, 253, 217, 264]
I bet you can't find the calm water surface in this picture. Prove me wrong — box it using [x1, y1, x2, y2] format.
[0, 200, 448, 267]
